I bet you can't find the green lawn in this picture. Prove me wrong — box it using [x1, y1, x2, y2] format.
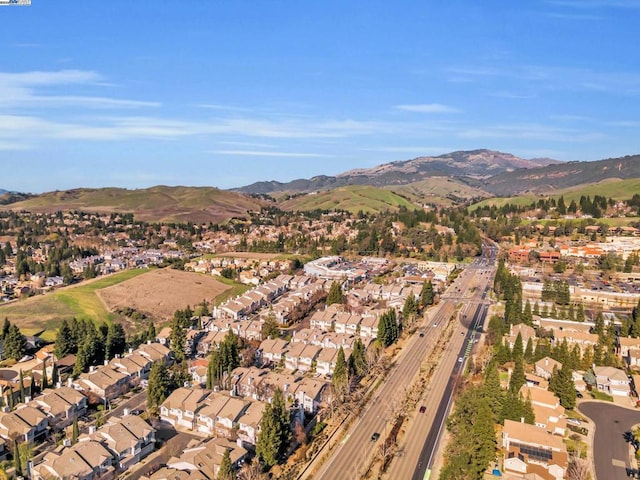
[212, 277, 251, 306]
[589, 390, 613, 402]
[0, 269, 150, 335]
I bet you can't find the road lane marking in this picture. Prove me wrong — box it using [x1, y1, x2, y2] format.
[341, 434, 350, 445]
[612, 459, 626, 468]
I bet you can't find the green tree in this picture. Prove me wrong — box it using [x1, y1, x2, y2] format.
[402, 294, 418, 322]
[147, 361, 171, 410]
[4, 323, 26, 360]
[0, 318, 9, 340]
[522, 300, 533, 326]
[326, 281, 344, 306]
[41, 361, 48, 391]
[105, 323, 127, 360]
[19, 370, 25, 403]
[51, 363, 59, 387]
[512, 333, 524, 360]
[576, 303, 585, 323]
[332, 347, 349, 398]
[256, 388, 291, 468]
[509, 356, 525, 394]
[420, 280, 435, 307]
[261, 312, 280, 339]
[12, 439, 22, 478]
[483, 362, 504, 422]
[350, 338, 368, 377]
[549, 365, 577, 409]
[217, 448, 237, 480]
[169, 315, 187, 363]
[377, 308, 399, 347]
[72, 416, 79, 443]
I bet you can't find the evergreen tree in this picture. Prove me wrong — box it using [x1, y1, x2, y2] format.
[377, 309, 399, 347]
[402, 294, 418, 322]
[169, 316, 187, 363]
[512, 333, 524, 360]
[72, 416, 79, 443]
[146, 322, 157, 342]
[0, 318, 9, 340]
[420, 280, 435, 307]
[256, 388, 291, 468]
[4, 323, 26, 360]
[509, 356, 525, 394]
[217, 448, 236, 480]
[105, 323, 127, 360]
[533, 302, 540, 317]
[207, 349, 222, 389]
[13, 439, 21, 478]
[524, 339, 534, 363]
[51, 363, 59, 387]
[19, 370, 25, 403]
[41, 361, 48, 391]
[549, 365, 577, 409]
[594, 312, 605, 340]
[326, 281, 344, 306]
[147, 362, 171, 410]
[522, 300, 533, 326]
[350, 338, 368, 377]
[576, 303, 585, 322]
[332, 347, 349, 398]
[483, 362, 504, 422]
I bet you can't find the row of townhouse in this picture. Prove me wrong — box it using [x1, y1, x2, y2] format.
[308, 305, 381, 339]
[160, 388, 263, 446]
[0, 386, 87, 443]
[74, 342, 172, 401]
[257, 337, 353, 376]
[157, 437, 248, 480]
[214, 276, 290, 320]
[33, 414, 156, 480]
[227, 367, 328, 414]
[522, 281, 640, 309]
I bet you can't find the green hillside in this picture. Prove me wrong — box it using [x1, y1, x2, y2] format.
[390, 177, 491, 207]
[471, 178, 640, 210]
[279, 185, 419, 213]
[7, 186, 264, 223]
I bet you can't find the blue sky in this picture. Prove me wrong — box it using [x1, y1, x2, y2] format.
[1, 0, 639, 192]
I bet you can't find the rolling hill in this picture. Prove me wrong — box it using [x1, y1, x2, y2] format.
[6, 186, 264, 223]
[278, 185, 419, 213]
[389, 177, 492, 207]
[236, 149, 560, 195]
[479, 154, 640, 196]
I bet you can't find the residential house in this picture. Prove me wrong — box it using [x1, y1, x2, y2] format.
[94, 415, 156, 470]
[502, 419, 568, 480]
[109, 353, 152, 385]
[0, 405, 49, 443]
[535, 357, 562, 380]
[33, 440, 116, 480]
[137, 342, 173, 365]
[32, 387, 88, 430]
[505, 323, 536, 350]
[594, 366, 631, 396]
[520, 386, 566, 436]
[160, 388, 212, 430]
[76, 367, 130, 401]
[166, 438, 248, 480]
[237, 400, 265, 446]
[258, 338, 289, 366]
[291, 377, 328, 414]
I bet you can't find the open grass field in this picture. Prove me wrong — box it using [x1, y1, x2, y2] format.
[0, 268, 149, 336]
[390, 177, 491, 206]
[279, 185, 418, 213]
[98, 268, 232, 321]
[470, 178, 640, 210]
[1, 268, 233, 339]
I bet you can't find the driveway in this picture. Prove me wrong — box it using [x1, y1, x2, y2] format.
[579, 401, 640, 480]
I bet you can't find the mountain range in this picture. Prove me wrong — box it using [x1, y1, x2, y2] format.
[235, 149, 560, 195]
[3, 150, 640, 221]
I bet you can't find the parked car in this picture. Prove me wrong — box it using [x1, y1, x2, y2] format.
[419, 405, 426, 413]
[371, 432, 380, 442]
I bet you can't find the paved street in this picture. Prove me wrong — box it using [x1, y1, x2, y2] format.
[580, 401, 640, 480]
[312, 246, 496, 480]
[386, 259, 494, 480]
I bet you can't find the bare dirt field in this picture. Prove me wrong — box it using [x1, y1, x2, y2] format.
[98, 269, 231, 321]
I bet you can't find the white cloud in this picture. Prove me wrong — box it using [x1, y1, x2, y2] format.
[396, 103, 460, 114]
[0, 69, 160, 109]
[458, 124, 605, 142]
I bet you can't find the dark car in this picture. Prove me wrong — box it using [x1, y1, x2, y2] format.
[371, 432, 380, 442]
[419, 405, 426, 413]
[419, 332, 424, 337]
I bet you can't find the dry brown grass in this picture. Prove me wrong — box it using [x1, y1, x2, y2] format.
[98, 269, 231, 321]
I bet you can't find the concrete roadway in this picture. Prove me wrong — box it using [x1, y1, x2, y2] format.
[387, 264, 494, 480]
[313, 261, 491, 480]
[580, 401, 640, 480]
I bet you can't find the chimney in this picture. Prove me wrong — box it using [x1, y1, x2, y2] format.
[123, 408, 130, 416]
[63, 438, 72, 447]
[25, 396, 31, 403]
[129, 348, 133, 354]
[89, 366, 96, 373]
[67, 378, 73, 387]
[104, 360, 109, 366]
[88, 425, 96, 434]
[56, 382, 62, 389]
[520, 417, 525, 424]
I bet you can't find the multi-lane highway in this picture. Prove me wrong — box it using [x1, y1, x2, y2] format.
[387, 248, 496, 480]
[313, 245, 497, 480]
